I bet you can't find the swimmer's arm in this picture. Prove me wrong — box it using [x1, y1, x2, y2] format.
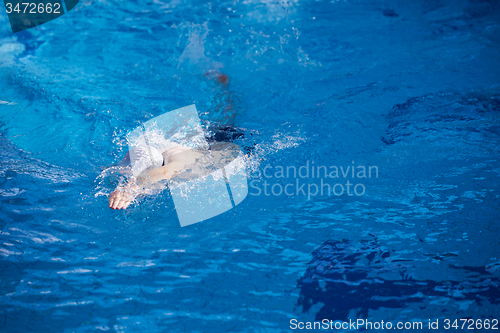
[109, 162, 186, 210]
[135, 162, 184, 186]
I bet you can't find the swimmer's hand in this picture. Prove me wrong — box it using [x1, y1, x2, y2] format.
[108, 163, 186, 210]
[108, 183, 139, 210]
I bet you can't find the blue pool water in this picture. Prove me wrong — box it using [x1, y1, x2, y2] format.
[1, 0, 500, 331]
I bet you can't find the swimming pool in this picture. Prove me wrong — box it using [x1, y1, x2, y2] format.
[0, 0, 499, 331]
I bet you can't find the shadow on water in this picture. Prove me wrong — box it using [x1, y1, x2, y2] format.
[297, 238, 500, 322]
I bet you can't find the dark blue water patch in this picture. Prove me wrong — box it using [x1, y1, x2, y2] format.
[382, 9, 399, 17]
[0, 135, 37, 227]
[463, 0, 500, 19]
[461, 95, 500, 114]
[12, 30, 45, 56]
[381, 89, 500, 146]
[0, 133, 89, 228]
[423, 0, 500, 36]
[0, 260, 100, 333]
[390, 90, 500, 118]
[296, 238, 500, 323]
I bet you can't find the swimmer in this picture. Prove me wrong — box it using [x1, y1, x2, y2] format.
[108, 70, 237, 210]
[108, 144, 205, 210]
[107, 141, 242, 210]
